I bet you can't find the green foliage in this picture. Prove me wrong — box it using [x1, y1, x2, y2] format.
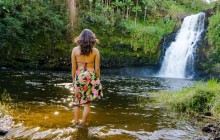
[0, 90, 12, 115]
[0, 0, 70, 68]
[157, 79, 220, 119]
[120, 19, 175, 56]
[176, 0, 211, 12]
[77, 0, 178, 64]
[0, 0, 216, 68]
[207, 12, 220, 63]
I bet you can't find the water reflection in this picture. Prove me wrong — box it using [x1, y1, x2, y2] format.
[76, 127, 89, 140]
[0, 70, 201, 139]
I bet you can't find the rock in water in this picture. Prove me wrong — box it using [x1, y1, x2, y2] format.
[204, 112, 212, 116]
[0, 67, 7, 70]
[0, 114, 14, 135]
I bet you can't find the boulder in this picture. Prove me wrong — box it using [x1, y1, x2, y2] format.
[0, 113, 14, 135]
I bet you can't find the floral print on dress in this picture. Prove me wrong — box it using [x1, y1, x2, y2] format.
[74, 68, 103, 106]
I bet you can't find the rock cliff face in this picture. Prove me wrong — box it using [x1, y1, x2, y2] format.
[194, 8, 217, 77]
[158, 31, 178, 67]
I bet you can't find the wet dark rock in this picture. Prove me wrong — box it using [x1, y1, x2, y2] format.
[205, 112, 212, 116]
[202, 122, 220, 139]
[0, 131, 7, 135]
[205, 123, 214, 128]
[194, 9, 219, 79]
[0, 67, 7, 70]
[178, 14, 191, 22]
[202, 126, 212, 133]
[196, 137, 206, 140]
[158, 31, 178, 66]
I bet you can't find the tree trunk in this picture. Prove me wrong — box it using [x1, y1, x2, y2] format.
[126, 7, 129, 20]
[68, 0, 76, 29]
[128, 7, 130, 19]
[144, 9, 146, 23]
[90, 3, 92, 12]
[50, 33, 56, 55]
[135, 12, 137, 25]
[123, 0, 125, 18]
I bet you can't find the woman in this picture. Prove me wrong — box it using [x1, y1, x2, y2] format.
[72, 29, 103, 126]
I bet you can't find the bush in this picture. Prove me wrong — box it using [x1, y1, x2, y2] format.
[0, 90, 12, 115]
[157, 79, 220, 119]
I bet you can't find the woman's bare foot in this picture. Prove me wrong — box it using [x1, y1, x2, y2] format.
[71, 120, 80, 127]
[80, 121, 89, 127]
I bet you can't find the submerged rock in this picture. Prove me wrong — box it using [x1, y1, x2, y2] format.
[5, 126, 26, 139]
[31, 129, 53, 139]
[204, 112, 212, 116]
[16, 127, 40, 139]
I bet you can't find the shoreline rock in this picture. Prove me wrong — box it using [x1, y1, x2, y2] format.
[0, 112, 14, 135]
[202, 122, 220, 139]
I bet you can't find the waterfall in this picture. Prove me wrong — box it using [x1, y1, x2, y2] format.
[204, 0, 217, 3]
[158, 12, 205, 79]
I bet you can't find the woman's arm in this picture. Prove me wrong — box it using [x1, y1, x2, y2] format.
[95, 48, 100, 78]
[71, 48, 77, 84]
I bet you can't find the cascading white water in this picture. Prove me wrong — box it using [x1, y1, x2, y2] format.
[204, 0, 217, 3]
[158, 12, 205, 79]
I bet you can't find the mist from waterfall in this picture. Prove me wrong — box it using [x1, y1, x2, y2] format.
[204, 0, 217, 3]
[158, 12, 205, 79]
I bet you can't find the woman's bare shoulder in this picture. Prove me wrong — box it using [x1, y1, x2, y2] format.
[72, 46, 80, 53]
[73, 46, 79, 51]
[93, 48, 99, 54]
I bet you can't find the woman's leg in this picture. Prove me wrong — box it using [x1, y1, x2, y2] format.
[74, 106, 80, 123]
[82, 103, 90, 125]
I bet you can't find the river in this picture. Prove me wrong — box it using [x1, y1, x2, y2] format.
[0, 68, 203, 140]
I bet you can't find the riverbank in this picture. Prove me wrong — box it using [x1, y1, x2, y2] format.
[0, 90, 14, 135]
[154, 79, 220, 139]
[0, 46, 153, 70]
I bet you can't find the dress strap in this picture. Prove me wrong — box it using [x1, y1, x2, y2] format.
[77, 61, 94, 71]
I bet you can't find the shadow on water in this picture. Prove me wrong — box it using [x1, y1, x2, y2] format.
[75, 127, 89, 140]
[0, 69, 202, 139]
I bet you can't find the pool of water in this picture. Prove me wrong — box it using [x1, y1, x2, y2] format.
[0, 69, 202, 139]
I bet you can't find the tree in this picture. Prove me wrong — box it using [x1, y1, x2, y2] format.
[141, 0, 148, 22]
[112, 0, 123, 13]
[89, 0, 93, 12]
[125, 0, 134, 20]
[132, 0, 142, 25]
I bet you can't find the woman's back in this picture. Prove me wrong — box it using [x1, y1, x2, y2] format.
[73, 46, 96, 70]
[72, 46, 100, 77]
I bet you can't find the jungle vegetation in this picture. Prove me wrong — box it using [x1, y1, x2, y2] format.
[0, 0, 219, 69]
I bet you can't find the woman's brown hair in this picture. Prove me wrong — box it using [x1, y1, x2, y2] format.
[74, 29, 99, 55]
